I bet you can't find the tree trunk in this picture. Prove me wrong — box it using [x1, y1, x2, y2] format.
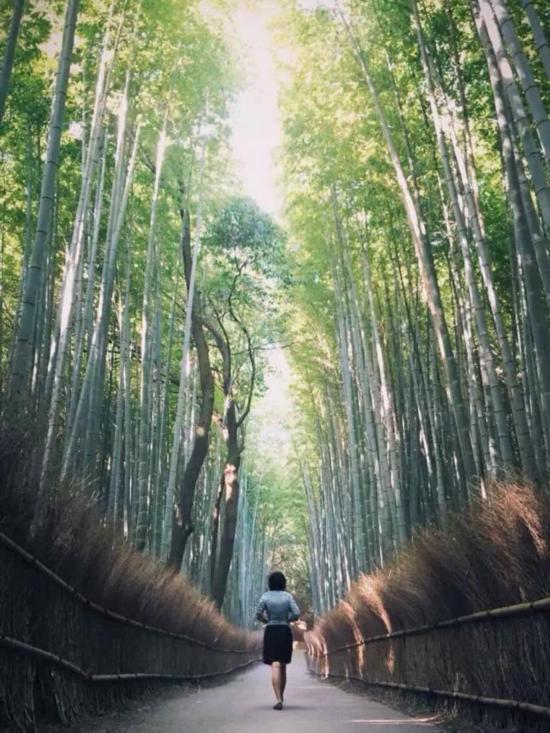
[167, 199, 215, 569]
[163, 144, 206, 559]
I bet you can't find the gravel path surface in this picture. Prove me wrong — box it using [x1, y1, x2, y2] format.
[74, 651, 443, 732]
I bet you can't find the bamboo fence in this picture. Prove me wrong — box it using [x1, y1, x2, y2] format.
[0, 531, 261, 729]
[305, 594, 550, 729]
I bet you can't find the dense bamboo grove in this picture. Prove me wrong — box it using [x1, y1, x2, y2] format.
[278, 0, 550, 613]
[0, 0, 290, 622]
[3, 0, 550, 670]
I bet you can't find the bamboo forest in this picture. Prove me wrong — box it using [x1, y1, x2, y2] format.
[2, 0, 550, 731]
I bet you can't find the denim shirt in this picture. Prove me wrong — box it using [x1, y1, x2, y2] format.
[255, 590, 300, 626]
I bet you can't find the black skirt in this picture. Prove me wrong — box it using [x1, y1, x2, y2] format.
[263, 624, 293, 665]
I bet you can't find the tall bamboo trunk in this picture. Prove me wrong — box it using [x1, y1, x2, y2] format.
[475, 1, 550, 233]
[9, 0, 80, 412]
[521, 0, 550, 79]
[135, 115, 167, 550]
[108, 242, 131, 521]
[0, 0, 24, 128]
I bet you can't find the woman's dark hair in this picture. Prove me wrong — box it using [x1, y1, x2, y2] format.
[268, 571, 286, 591]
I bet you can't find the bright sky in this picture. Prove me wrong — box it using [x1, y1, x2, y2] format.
[228, 1, 283, 218]
[226, 0, 336, 216]
[225, 2, 296, 458]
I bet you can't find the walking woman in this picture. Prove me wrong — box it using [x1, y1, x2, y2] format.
[255, 570, 301, 710]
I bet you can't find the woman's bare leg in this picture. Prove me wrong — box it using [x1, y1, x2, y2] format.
[280, 664, 287, 701]
[271, 662, 282, 703]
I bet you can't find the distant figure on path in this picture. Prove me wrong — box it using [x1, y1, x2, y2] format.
[255, 570, 301, 711]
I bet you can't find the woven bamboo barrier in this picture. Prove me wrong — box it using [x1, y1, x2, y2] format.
[317, 593, 550, 655]
[306, 595, 550, 729]
[314, 672, 550, 720]
[0, 531, 261, 730]
[0, 531, 253, 654]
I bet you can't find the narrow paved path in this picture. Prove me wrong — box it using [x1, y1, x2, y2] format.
[79, 651, 443, 732]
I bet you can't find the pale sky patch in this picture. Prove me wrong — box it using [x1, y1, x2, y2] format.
[228, 1, 283, 218]
[249, 344, 295, 470]
[220, 2, 296, 455]
[297, 0, 338, 8]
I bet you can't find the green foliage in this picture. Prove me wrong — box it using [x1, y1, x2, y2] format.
[199, 197, 288, 417]
[203, 196, 286, 279]
[277, 0, 523, 466]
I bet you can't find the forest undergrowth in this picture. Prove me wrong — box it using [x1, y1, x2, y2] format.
[305, 481, 550, 733]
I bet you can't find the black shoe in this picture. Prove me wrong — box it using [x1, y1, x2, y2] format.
[273, 702, 283, 711]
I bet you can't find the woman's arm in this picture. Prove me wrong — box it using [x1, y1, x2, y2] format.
[255, 594, 268, 624]
[288, 594, 300, 622]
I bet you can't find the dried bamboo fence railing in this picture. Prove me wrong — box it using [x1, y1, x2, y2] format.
[0, 530, 261, 729]
[305, 595, 550, 729]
